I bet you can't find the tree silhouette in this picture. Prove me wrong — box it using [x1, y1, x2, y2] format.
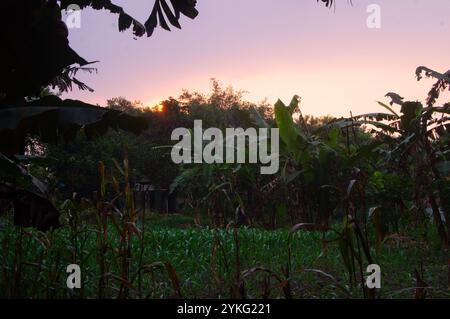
[0, 0, 336, 103]
[0, 0, 335, 231]
[0, 0, 199, 103]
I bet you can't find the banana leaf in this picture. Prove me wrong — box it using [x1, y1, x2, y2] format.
[0, 96, 148, 155]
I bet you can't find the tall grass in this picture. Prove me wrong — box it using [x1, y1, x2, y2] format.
[0, 213, 448, 299]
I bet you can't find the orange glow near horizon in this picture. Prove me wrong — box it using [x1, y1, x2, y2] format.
[64, 1, 450, 117]
[150, 101, 164, 112]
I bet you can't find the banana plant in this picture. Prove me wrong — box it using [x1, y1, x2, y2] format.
[0, 95, 149, 232]
[273, 96, 351, 228]
[328, 67, 450, 250]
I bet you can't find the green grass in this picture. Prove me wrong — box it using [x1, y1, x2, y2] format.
[0, 214, 448, 299]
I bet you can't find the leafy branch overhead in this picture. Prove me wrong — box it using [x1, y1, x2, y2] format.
[0, 0, 341, 232]
[58, 0, 199, 37]
[0, 95, 148, 156]
[0, 0, 199, 102]
[0, 0, 338, 102]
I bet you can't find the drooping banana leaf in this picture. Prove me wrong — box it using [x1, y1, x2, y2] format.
[0, 96, 148, 231]
[58, 0, 199, 37]
[0, 96, 148, 156]
[0, 156, 60, 232]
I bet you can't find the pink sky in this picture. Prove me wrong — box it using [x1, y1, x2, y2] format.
[64, 0, 450, 117]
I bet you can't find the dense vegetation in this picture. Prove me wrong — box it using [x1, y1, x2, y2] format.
[0, 0, 449, 300]
[0, 217, 447, 299]
[1, 70, 450, 298]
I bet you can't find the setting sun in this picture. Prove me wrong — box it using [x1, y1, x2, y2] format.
[145, 99, 164, 112]
[3, 0, 450, 303]
[152, 101, 164, 112]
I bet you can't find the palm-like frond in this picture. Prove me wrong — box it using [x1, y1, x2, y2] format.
[59, 0, 199, 37]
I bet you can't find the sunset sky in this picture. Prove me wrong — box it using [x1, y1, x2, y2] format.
[64, 0, 450, 117]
